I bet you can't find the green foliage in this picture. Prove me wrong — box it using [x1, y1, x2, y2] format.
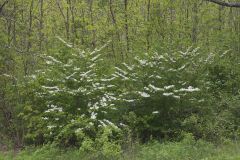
[135, 135, 240, 160]
[21, 42, 125, 146]
[18, 44, 239, 146]
[1, 0, 240, 156]
[79, 126, 122, 160]
[1, 138, 240, 160]
[136, 134, 214, 160]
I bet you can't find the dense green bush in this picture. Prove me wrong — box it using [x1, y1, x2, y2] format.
[1, 135, 240, 160]
[19, 43, 239, 146]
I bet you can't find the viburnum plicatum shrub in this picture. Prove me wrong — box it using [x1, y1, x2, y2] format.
[22, 41, 231, 145]
[23, 40, 122, 146]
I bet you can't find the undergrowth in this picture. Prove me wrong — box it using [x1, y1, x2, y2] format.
[1, 135, 239, 160]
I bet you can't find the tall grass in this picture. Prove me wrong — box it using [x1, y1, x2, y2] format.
[1, 136, 239, 160]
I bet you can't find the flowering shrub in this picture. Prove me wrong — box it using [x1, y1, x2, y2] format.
[23, 41, 121, 145]
[22, 40, 237, 145]
[108, 47, 213, 140]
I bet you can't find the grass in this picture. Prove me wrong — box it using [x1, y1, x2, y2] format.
[132, 138, 240, 160]
[1, 136, 240, 160]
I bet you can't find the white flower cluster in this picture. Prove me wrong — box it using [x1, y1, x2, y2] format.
[45, 104, 63, 113]
[33, 45, 213, 135]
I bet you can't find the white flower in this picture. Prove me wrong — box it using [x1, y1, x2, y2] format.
[144, 87, 150, 91]
[139, 91, 150, 98]
[65, 72, 77, 80]
[46, 61, 53, 65]
[75, 128, 82, 133]
[47, 125, 56, 129]
[198, 99, 204, 102]
[152, 111, 159, 114]
[89, 63, 96, 68]
[107, 85, 116, 88]
[56, 36, 73, 48]
[163, 92, 174, 96]
[30, 75, 36, 79]
[74, 67, 80, 71]
[156, 75, 162, 79]
[173, 95, 180, 99]
[164, 85, 175, 90]
[42, 86, 59, 90]
[98, 120, 107, 127]
[45, 110, 51, 113]
[115, 72, 129, 80]
[179, 86, 200, 92]
[139, 59, 147, 65]
[120, 123, 127, 127]
[101, 77, 116, 82]
[115, 67, 128, 75]
[102, 97, 107, 102]
[103, 119, 119, 129]
[149, 84, 163, 92]
[122, 63, 133, 71]
[91, 54, 101, 61]
[91, 112, 97, 119]
[2, 74, 11, 77]
[80, 70, 92, 77]
[178, 65, 186, 70]
[123, 99, 135, 102]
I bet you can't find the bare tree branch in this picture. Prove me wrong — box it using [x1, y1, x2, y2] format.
[206, 0, 240, 8]
[0, 0, 8, 14]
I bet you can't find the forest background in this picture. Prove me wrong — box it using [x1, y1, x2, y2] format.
[0, 0, 240, 159]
